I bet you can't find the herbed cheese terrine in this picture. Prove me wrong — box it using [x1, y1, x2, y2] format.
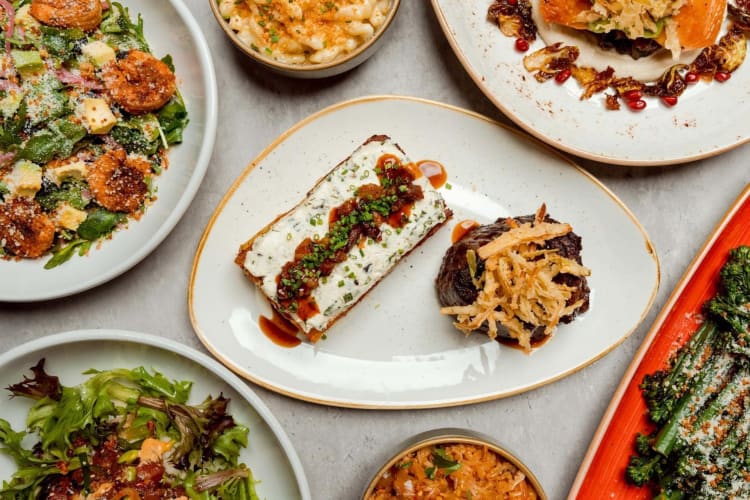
[236, 135, 451, 342]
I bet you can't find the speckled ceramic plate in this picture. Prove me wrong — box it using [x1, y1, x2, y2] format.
[431, 0, 750, 166]
[0, 330, 311, 499]
[0, 0, 217, 302]
[189, 96, 660, 409]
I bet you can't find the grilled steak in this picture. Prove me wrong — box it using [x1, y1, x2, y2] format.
[436, 214, 590, 342]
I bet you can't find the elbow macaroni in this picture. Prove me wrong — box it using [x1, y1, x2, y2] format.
[219, 0, 391, 64]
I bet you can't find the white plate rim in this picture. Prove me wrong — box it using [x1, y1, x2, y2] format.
[0, 329, 312, 500]
[429, 0, 750, 167]
[188, 94, 661, 409]
[0, 0, 218, 303]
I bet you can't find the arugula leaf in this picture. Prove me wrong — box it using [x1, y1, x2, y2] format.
[24, 75, 69, 127]
[44, 239, 88, 269]
[101, 2, 149, 51]
[161, 54, 175, 73]
[213, 424, 249, 463]
[158, 94, 189, 146]
[0, 100, 27, 148]
[0, 182, 8, 202]
[36, 179, 89, 211]
[40, 26, 86, 58]
[19, 118, 86, 163]
[425, 466, 436, 479]
[76, 209, 123, 241]
[110, 114, 161, 155]
[0, 420, 30, 465]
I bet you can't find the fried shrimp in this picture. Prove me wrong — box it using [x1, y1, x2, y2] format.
[0, 199, 56, 258]
[88, 148, 150, 213]
[30, 0, 103, 31]
[102, 50, 177, 115]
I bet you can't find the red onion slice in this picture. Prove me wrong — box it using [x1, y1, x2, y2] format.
[57, 68, 104, 90]
[0, 0, 14, 56]
[0, 151, 15, 166]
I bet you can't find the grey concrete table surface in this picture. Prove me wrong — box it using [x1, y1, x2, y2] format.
[1, 1, 749, 499]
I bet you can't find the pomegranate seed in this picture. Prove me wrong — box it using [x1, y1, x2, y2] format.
[661, 96, 678, 107]
[627, 99, 647, 111]
[508, 0, 518, 5]
[555, 69, 571, 84]
[685, 71, 699, 84]
[623, 89, 642, 101]
[715, 71, 731, 82]
[515, 38, 529, 52]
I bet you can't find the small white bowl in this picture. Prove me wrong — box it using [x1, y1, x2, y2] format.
[208, 0, 401, 78]
[362, 428, 547, 499]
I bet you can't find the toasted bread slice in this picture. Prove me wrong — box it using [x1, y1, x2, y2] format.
[236, 135, 451, 342]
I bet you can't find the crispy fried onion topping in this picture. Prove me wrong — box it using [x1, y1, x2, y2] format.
[440, 205, 591, 351]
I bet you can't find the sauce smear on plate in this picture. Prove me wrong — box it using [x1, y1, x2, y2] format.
[260, 311, 302, 348]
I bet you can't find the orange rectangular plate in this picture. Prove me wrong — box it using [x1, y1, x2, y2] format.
[569, 184, 750, 499]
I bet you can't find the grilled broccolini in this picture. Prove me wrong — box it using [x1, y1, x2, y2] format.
[627, 246, 750, 498]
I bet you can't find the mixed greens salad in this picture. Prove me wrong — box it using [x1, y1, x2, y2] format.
[0, 359, 259, 499]
[0, 0, 188, 268]
[627, 246, 750, 499]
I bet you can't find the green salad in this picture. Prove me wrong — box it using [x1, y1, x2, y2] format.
[0, 0, 188, 268]
[0, 359, 260, 499]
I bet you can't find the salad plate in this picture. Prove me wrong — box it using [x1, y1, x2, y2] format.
[189, 96, 659, 409]
[0, 0, 217, 302]
[431, 0, 750, 166]
[570, 184, 750, 498]
[0, 329, 311, 499]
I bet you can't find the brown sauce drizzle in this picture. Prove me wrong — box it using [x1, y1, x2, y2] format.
[451, 219, 481, 243]
[401, 159, 448, 189]
[259, 310, 302, 348]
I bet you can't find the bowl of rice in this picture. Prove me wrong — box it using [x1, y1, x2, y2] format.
[362, 429, 546, 499]
[210, 0, 400, 78]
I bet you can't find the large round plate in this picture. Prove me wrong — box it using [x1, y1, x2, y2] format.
[431, 0, 750, 166]
[189, 96, 660, 409]
[0, 330, 311, 500]
[0, 0, 217, 302]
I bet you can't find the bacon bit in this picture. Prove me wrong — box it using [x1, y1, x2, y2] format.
[56, 461, 69, 474]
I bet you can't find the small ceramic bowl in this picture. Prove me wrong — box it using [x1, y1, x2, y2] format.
[361, 428, 547, 499]
[208, 0, 401, 78]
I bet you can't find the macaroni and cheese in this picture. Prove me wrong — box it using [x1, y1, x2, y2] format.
[219, 0, 392, 64]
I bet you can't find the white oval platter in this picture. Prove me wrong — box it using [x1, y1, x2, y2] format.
[189, 96, 660, 409]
